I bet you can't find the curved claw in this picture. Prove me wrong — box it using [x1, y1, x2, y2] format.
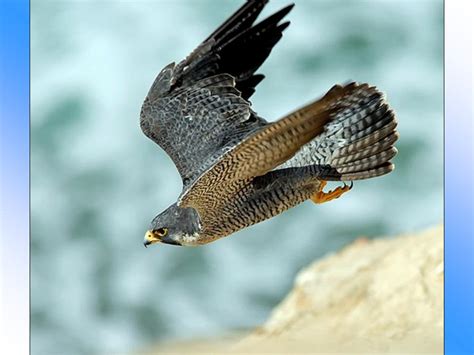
[342, 181, 354, 189]
[311, 180, 353, 204]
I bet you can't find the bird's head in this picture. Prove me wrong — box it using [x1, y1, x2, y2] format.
[144, 203, 201, 247]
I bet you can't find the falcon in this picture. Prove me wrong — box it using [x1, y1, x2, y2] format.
[140, 0, 398, 247]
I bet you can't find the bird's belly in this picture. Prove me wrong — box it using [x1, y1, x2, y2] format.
[202, 177, 322, 242]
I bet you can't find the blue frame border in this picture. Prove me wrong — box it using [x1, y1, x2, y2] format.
[0, 1, 30, 354]
[444, 1, 474, 354]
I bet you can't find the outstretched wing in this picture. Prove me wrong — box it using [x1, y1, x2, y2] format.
[179, 83, 398, 232]
[140, 1, 294, 186]
[178, 93, 336, 212]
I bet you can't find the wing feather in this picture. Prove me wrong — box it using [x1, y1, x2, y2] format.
[140, 2, 294, 186]
[178, 83, 398, 218]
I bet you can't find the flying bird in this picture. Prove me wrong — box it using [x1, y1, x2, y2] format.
[140, 0, 398, 247]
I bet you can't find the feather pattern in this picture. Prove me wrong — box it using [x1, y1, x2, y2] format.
[278, 83, 398, 181]
[141, 2, 398, 246]
[141, 1, 294, 187]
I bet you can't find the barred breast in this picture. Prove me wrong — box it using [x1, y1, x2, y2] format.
[200, 167, 325, 242]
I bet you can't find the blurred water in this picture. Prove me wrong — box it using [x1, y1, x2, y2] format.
[31, 0, 443, 354]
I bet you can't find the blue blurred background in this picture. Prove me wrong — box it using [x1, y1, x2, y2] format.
[31, 0, 443, 354]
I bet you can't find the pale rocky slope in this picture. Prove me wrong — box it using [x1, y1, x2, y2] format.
[145, 225, 443, 354]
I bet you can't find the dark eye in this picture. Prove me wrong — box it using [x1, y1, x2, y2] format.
[155, 228, 168, 237]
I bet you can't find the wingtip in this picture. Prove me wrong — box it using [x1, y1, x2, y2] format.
[280, 3, 295, 16]
[279, 21, 291, 32]
[283, 3, 296, 13]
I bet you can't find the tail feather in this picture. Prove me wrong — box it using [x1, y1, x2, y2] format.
[341, 111, 395, 143]
[332, 132, 399, 166]
[337, 162, 395, 180]
[335, 147, 398, 173]
[278, 82, 399, 181]
[336, 125, 398, 157]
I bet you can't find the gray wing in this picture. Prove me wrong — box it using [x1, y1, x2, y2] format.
[140, 74, 266, 186]
[140, 1, 293, 187]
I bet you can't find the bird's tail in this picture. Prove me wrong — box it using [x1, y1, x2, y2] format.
[181, 83, 398, 210]
[279, 82, 399, 181]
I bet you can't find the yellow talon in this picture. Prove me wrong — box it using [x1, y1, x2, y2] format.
[311, 180, 353, 204]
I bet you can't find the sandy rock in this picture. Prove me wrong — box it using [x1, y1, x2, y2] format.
[236, 225, 443, 354]
[145, 225, 443, 354]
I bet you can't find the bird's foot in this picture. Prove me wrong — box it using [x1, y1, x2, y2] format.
[311, 180, 353, 204]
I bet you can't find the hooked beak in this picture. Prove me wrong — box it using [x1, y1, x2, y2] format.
[143, 230, 182, 247]
[144, 230, 159, 248]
